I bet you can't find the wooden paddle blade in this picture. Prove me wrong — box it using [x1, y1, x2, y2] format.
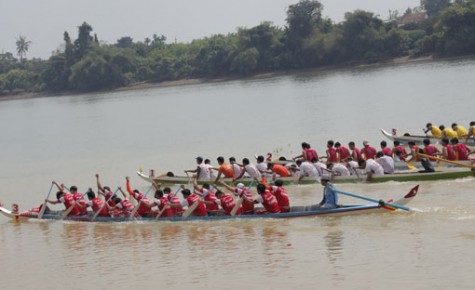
[230, 197, 243, 216]
[182, 202, 199, 218]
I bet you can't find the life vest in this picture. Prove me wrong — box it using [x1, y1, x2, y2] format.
[235, 188, 254, 214]
[157, 196, 174, 218]
[168, 194, 184, 214]
[61, 193, 80, 216]
[201, 189, 219, 211]
[73, 192, 87, 215]
[271, 186, 289, 212]
[260, 191, 280, 213]
[186, 194, 207, 217]
[219, 194, 238, 215]
[91, 198, 109, 217]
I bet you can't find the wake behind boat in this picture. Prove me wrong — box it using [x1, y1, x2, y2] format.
[0, 185, 420, 222]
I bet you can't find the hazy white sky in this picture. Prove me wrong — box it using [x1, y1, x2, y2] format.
[0, 0, 420, 59]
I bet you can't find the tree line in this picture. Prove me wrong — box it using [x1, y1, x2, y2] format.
[1, 0, 475, 95]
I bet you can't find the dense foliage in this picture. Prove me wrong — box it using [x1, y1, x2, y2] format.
[2, 0, 475, 95]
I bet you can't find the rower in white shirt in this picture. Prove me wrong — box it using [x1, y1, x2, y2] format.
[296, 159, 318, 182]
[358, 158, 384, 181]
[327, 162, 350, 176]
[375, 151, 395, 174]
[233, 158, 261, 182]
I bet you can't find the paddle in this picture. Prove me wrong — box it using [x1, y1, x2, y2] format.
[417, 153, 475, 169]
[334, 188, 422, 212]
[91, 188, 119, 221]
[230, 180, 254, 216]
[154, 186, 181, 221]
[405, 161, 416, 170]
[128, 184, 154, 219]
[182, 188, 211, 219]
[38, 183, 55, 219]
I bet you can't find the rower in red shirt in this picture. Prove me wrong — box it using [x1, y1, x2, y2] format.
[362, 140, 377, 160]
[96, 174, 116, 207]
[125, 176, 152, 217]
[380, 141, 393, 157]
[326, 140, 339, 163]
[164, 187, 184, 216]
[106, 194, 139, 218]
[348, 141, 363, 161]
[220, 181, 255, 215]
[169, 188, 207, 217]
[242, 183, 280, 214]
[335, 142, 350, 162]
[45, 182, 81, 216]
[392, 141, 407, 160]
[441, 138, 456, 161]
[423, 139, 440, 161]
[205, 189, 241, 216]
[79, 189, 109, 217]
[451, 138, 471, 160]
[193, 180, 219, 212]
[406, 141, 420, 162]
[269, 180, 290, 213]
[150, 188, 174, 218]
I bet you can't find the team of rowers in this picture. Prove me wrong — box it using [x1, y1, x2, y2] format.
[423, 122, 475, 142]
[182, 137, 473, 185]
[42, 172, 339, 218]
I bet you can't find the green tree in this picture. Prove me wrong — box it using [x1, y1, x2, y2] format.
[116, 36, 134, 48]
[74, 22, 94, 59]
[16, 35, 32, 60]
[421, 0, 452, 18]
[436, 1, 475, 54]
[230, 47, 259, 74]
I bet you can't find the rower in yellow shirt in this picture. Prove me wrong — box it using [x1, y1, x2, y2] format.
[424, 123, 442, 138]
[439, 125, 457, 139]
[451, 123, 468, 139]
[465, 121, 475, 143]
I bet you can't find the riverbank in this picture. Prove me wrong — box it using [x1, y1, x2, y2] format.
[0, 54, 435, 102]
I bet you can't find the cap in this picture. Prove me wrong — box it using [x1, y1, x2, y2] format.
[236, 183, 245, 189]
[321, 175, 331, 181]
[196, 156, 203, 161]
[363, 140, 369, 146]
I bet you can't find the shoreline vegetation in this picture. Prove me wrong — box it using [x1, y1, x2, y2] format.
[1, 0, 475, 100]
[0, 54, 435, 102]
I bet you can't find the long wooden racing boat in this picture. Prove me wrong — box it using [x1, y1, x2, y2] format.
[137, 168, 474, 186]
[0, 185, 419, 222]
[381, 128, 475, 146]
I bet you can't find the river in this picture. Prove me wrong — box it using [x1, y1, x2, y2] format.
[1, 57, 475, 289]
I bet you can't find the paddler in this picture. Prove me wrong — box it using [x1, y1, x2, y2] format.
[451, 138, 471, 160]
[184, 156, 210, 181]
[214, 156, 234, 183]
[380, 141, 393, 157]
[441, 138, 456, 161]
[220, 181, 255, 214]
[348, 141, 363, 161]
[149, 186, 174, 218]
[439, 125, 457, 139]
[45, 181, 81, 216]
[293, 142, 319, 162]
[193, 179, 219, 213]
[79, 188, 110, 217]
[269, 179, 290, 213]
[452, 123, 468, 139]
[241, 183, 280, 214]
[168, 187, 207, 217]
[233, 158, 261, 182]
[424, 123, 442, 138]
[96, 174, 115, 206]
[465, 121, 475, 144]
[361, 140, 377, 160]
[423, 139, 441, 161]
[358, 158, 384, 181]
[335, 142, 350, 162]
[125, 176, 152, 217]
[325, 140, 338, 163]
[203, 189, 241, 216]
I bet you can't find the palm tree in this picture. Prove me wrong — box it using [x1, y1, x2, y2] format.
[16, 35, 32, 60]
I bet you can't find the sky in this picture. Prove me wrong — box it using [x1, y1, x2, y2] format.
[0, 0, 420, 59]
